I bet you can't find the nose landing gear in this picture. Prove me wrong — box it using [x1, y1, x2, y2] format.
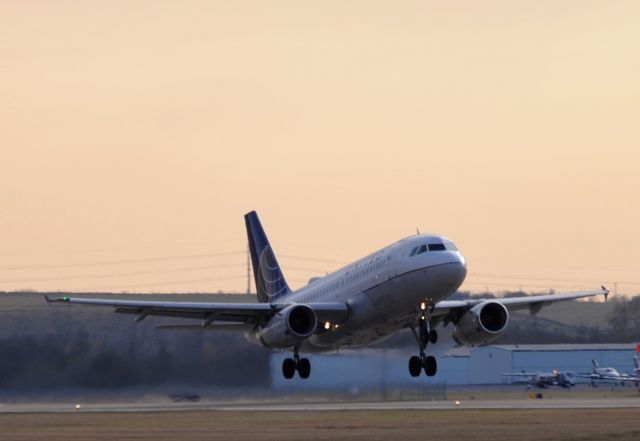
[408, 306, 438, 377]
[282, 348, 311, 379]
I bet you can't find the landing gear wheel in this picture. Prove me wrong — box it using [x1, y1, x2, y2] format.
[409, 356, 422, 377]
[423, 356, 437, 376]
[282, 358, 296, 379]
[408, 308, 438, 378]
[298, 358, 311, 379]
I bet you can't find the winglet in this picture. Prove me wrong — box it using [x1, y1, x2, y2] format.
[601, 285, 609, 302]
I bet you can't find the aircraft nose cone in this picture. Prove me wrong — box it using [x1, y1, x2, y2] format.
[424, 261, 467, 298]
[450, 260, 467, 289]
[457, 251, 467, 269]
[428, 259, 467, 295]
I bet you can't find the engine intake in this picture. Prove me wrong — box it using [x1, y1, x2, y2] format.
[258, 304, 317, 349]
[452, 301, 509, 346]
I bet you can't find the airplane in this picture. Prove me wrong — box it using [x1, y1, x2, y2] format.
[46, 211, 609, 380]
[578, 358, 640, 386]
[502, 369, 575, 389]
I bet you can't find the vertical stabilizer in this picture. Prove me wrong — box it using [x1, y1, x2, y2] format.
[592, 359, 599, 370]
[244, 211, 291, 303]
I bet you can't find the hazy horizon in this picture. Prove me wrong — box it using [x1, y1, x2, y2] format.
[1, 1, 639, 295]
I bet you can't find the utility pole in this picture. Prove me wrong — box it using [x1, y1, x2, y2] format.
[246, 242, 251, 295]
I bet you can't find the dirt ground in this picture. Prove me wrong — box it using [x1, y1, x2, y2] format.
[0, 408, 639, 441]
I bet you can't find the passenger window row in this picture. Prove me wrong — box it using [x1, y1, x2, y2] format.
[309, 255, 391, 300]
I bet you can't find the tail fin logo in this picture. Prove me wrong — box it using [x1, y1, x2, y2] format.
[244, 210, 291, 303]
[258, 245, 289, 300]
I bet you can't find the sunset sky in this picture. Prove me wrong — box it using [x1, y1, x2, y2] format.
[1, 1, 639, 295]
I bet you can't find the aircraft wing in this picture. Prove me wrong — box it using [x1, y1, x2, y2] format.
[501, 372, 536, 377]
[576, 373, 599, 379]
[618, 376, 640, 383]
[576, 373, 640, 383]
[431, 287, 609, 324]
[45, 295, 350, 328]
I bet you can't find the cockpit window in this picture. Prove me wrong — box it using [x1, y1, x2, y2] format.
[411, 241, 457, 256]
[444, 240, 457, 251]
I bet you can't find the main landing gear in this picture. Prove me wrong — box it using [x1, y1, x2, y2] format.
[282, 348, 311, 379]
[408, 307, 438, 377]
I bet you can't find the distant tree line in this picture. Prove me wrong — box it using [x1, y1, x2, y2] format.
[0, 293, 271, 395]
[0, 330, 271, 391]
[495, 294, 640, 344]
[0, 291, 638, 395]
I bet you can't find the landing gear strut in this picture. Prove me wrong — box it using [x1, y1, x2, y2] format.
[408, 307, 438, 377]
[282, 347, 311, 379]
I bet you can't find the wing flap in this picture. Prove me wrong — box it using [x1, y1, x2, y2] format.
[155, 323, 254, 332]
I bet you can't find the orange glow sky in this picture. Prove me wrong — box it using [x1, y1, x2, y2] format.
[1, 1, 639, 295]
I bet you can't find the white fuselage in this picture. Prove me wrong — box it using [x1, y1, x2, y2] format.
[594, 367, 623, 378]
[272, 234, 467, 353]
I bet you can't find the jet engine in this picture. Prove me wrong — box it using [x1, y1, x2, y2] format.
[258, 304, 317, 349]
[452, 301, 509, 346]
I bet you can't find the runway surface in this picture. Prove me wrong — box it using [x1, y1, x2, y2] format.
[2, 397, 640, 413]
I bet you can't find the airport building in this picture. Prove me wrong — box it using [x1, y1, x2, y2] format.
[458, 343, 637, 384]
[271, 343, 638, 388]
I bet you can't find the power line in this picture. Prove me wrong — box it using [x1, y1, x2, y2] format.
[462, 281, 584, 291]
[86, 275, 247, 291]
[279, 254, 347, 265]
[246, 242, 251, 295]
[3, 246, 638, 294]
[469, 272, 640, 287]
[0, 264, 330, 287]
[0, 251, 346, 272]
[0, 263, 245, 285]
[0, 251, 246, 272]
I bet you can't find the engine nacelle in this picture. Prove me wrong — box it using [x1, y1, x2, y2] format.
[258, 304, 317, 349]
[452, 301, 509, 346]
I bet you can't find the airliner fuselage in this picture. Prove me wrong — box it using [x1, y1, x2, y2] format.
[261, 235, 467, 352]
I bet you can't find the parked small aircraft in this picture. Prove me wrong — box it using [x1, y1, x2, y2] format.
[578, 358, 640, 386]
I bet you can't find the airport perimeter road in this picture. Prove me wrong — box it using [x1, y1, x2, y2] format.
[1, 397, 640, 413]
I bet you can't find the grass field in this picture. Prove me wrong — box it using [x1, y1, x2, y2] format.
[0, 409, 638, 441]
